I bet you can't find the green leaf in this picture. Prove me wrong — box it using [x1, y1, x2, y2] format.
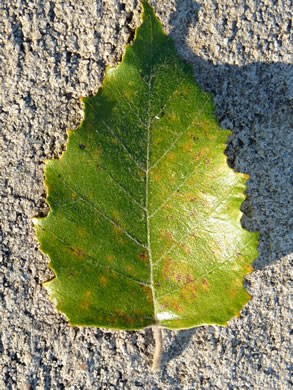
[33, 0, 259, 331]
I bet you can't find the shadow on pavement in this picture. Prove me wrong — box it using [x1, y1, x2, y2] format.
[160, 0, 293, 368]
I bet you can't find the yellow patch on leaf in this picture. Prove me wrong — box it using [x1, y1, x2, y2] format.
[99, 275, 108, 286]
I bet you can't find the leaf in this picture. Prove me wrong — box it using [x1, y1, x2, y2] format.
[33, 0, 259, 331]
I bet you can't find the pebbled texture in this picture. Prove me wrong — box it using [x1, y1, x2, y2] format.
[0, 0, 292, 388]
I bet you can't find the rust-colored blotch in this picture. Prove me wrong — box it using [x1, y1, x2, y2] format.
[140, 285, 153, 304]
[80, 298, 91, 310]
[125, 264, 135, 273]
[180, 282, 197, 303]
[201, 278, 209, 291]
[99, 275, 108, 286]
[138, 250, 148, 262]
[70, 247, 86, 260]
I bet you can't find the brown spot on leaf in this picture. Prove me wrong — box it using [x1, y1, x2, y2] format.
[70, 247, 86, 260]
[115, 309, 127, 317]
[150, 168, 161, 182]
[140, 285, 153, 304]
[138, 169, 146, 178]
[78, 227, 88, 238]
[125, 265, 135, 273]
[99, 276, 108, 286]
[159, 230, 175, 242]
[182, 141, 192, 152]
[106, 255, 113, 263]
[180, 242, 192, 255]
[112, 211, 122, 224]
[162, 257, 174, 281]
[183, 191, 197, 202]
[160, 301, 169, 309]
[161, 296, 184, 313]
[167, 113, 176, 121]
[230, 278, 243, 297]
[167, 152, 176, 161]
[113, 225, 121, 236]
[192, 147, 209, 162]
[162, 259, 195, 287]
[112, 225, 126, 244]
[124, 90, 133, 100]
[201, 278, 209, 291]
[171, 298, 185, 313]
[57, 299, 65, 310]
[124, 317, 135, 325]
[138, 250, 148, 262]
[243, 263, 254, 274]
[80, 297, 91, 310]
[90, 147, 102, 162]
[154, 136, 163, 146]
[80, 290, 92, 310]
[176, 273, 183, 283]
[180, 282, 197, 303]
[184, 273, 195, 284]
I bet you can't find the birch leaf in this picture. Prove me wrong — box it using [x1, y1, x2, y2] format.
[34, 0, 259, 331]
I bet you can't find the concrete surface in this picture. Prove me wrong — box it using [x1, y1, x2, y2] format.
[0, 0, 292, 389]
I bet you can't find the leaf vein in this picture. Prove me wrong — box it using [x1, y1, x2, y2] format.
[152, 185, 241, 266]
[149, 155, 209, 220]
[156, 238, 255, 300]
[61, 179, 147, 249]
[78, 148, 146, 211]
[110, 84, 147, 128]
[148, 99, 210, 172]
[44, 226, 151, 287]
[86, 101, 147, 172]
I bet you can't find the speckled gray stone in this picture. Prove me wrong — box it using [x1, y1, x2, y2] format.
[0, 0, 292, 389]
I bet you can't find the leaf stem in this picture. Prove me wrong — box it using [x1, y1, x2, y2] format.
[151, 325, 163, 371]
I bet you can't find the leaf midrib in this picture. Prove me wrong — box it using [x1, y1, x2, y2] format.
[145, 14, 157, 323]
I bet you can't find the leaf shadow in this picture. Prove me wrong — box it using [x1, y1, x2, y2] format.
[160, 328, 197, 368]
[157, 0, 293, 367]
[166, 0, 293, 272]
